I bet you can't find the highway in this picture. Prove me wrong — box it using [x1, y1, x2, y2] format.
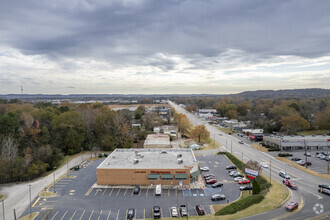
[169, 101, 330, 219]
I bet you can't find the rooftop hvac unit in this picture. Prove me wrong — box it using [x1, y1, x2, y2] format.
[178, 159, 183, 164]
[177, 154, 182, 158]
[161, 150, 167, 154]
[133, 158, 139, 164]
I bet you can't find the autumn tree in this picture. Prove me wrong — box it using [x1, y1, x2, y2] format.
[314, 107, 330, 130]
[191, 125, 210, 143]
[281, 112, 310, 134]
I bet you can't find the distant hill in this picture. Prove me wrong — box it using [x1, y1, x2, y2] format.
[229, 88, 330, 99]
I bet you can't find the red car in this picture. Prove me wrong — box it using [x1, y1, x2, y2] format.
[282, 180, 297, 190]
[238, 179, 250, 184]
[203, 174, 215, 179]
[206, 179, 217, 184]
[285, 201, 298, 212]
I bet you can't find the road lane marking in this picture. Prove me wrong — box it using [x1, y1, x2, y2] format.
[116, 210, 119, 220]
[161, 208, 163, 218]
[88, 210, 94, 220]
[32, 197, 40, 207]
[98, 210, 102, 220]
[50, 211, 59, 220]
[144, 208, 145, 219]
[107, 210, 111, 220]
[60, 210, 68, 220]
[102, 188, 107, 196]
[70, 210, 77, 220]
[116, 188, 121, 196]
[131, 189, 134, 196]
[124, 188, 128, 196]
[109, 188, 114, 196]
[146, 188, 149, 196]
[95, 189, 100, 196]
[168, 189, 170, 196]
[79, 210, 85, 220]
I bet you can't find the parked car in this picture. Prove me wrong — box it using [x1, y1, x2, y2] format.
[297, 160, 312, 166]
[206, 179, 217, 184]
[205, 176, 216, 180]
[133, 186, 140, 194]
[291, 157, 301, 161]
[152, 206, 161, 219]
[232, 173, 244, 178]
[239, 140, 244, 144]
[180, 205, 188, 217]
[319, 154, 326, 160]
[304, 152, 312, 157]
[238, 179, 250, 184]
[279, 171, 290, 179]
[285, 201, 298, 212]
[212, 182, 223, 188]
[260, 162, 268, 168]
[226, 165, 237, 170]
[211, 194, 226, 201]
[283, 180, 297, 190]
[234, 177, 243, 182]
[171, 206, 178, 217]
[127, 208, 135, 220]
[203, 174, 215, 179]
[240, 185, 253, 191]
[200, 166, 209, 171]
[229, 171, 240, 176]
[195, 205, 205, 216]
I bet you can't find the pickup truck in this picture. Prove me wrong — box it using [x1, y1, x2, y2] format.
[180, 205, 188, 217]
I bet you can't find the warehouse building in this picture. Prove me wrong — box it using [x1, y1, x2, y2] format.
[263, 135, 330, 151]
[96, 148, 199, 186]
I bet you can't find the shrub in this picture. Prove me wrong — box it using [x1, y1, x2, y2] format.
[217, 152, 244, 170]
[252, 180, 261, 194]
[216, 194, 264, 215]
[98, 153, 103, 158]
[268, 147, 280, 151]
[278, 153, 293, 157]
[104, 153, 108, 157]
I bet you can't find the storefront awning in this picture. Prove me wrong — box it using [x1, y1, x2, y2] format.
[190, 171, 200, 178]
[161, 174, 173, 179]
[148, 174, 160, 180]
[175, 173, 187, 179]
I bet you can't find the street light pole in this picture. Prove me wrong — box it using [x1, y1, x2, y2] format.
[29, 184, 32, 218]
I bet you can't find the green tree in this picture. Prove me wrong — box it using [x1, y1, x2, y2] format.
[281, 112, 310, 134]
[191, 125, 210, 143]
[314, 107, 330, 130]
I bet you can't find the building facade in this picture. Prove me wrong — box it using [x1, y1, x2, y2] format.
[97, 148, 199, 186]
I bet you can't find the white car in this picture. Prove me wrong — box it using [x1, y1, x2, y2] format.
[234, 177, 244, 182]
[239, 141, 244, 144]
[171, 206, 178, 217]
[200, 167, 209, 171]
[260, 162, 268, 168]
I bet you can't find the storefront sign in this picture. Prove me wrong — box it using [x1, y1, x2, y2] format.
[245, 168, 258, 176]
[150, 171, 171, 174]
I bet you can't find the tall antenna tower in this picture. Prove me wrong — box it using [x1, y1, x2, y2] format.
[21, 85, 23, 96]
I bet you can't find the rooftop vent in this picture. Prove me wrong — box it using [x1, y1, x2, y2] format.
[161, 150, 167, 154]
[177, 154, 182, 158]
[133, 158, 139, 164]
[178, 159, 183, 164]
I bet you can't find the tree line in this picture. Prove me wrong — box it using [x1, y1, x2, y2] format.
[0, 101, 165, 184]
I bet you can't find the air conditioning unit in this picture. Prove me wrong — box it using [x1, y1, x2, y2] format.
[178, 159, 183, 164]
[177, 154, 182, 158]
[133, 158, 139, 164]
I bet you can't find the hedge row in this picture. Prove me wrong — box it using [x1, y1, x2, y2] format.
[217, 152, 245, 170]
[278, 153, 293, 157]
[268, 148, 280, 151]
[215, 194, 264, 215]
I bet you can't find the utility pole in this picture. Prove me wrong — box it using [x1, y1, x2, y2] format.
[29, 184, 32, 218]
[1, 199, 5, 220]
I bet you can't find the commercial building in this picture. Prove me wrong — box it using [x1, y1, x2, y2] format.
[96, 148, 199, 186]
[153, 125, 178, 137]
[143, 134, 171, 148]
[263, 135, 330, 151]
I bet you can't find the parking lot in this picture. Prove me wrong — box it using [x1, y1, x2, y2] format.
[268, 150, 329, 174]
[23, 155, 240, 220]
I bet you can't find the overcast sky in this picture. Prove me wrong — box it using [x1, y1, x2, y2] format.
[0, 0, 330, 94]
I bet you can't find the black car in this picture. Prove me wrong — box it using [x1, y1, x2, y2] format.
[195, 205, 205, 216]
[233, 173, 244, 178]
[133, 186, 140, 194]
[291, 157, 301, 161]
[240, 186, 253, 191]
[127, 209, 135, 220]
[153, 206, 161, 219]
[212, 182, 223, 188]
[226, 165, 237, 170]
[211, 194, 226, 201]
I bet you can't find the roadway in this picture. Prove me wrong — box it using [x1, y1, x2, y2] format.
[169, 101, 330, 219]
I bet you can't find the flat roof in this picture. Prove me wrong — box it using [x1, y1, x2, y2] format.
[97, 148, 197, 169]
[144, 134, 170, 146]
[266, 135, 330, 141]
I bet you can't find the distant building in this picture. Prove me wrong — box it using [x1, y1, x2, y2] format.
[263, 135, 330, 151]
[198, 109, 217, 118]
[153, 125, 178, 136]
[242, 129, 264, 141]
[144, 134, 171, 148]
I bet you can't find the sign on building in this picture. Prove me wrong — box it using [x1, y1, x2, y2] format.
[245, 168, 258, 176]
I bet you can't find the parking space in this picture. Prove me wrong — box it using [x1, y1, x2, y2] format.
[23, 155, 240, 219]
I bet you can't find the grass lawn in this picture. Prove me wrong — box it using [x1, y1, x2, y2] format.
[250, 144, 268, 153]
[297, 130, 329, 135]
[276, 157, 330, 180]
[0, 194, 4, 200]
[18, 212, 38, 220]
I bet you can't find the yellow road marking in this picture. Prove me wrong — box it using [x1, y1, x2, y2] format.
[146, 188, 149, 196]
[79, 210, 85, 220]
[131, 189, 134, 196]
[169, 207, 171, 217]
[95, 189, 99, 196]
[85, 187, 93, 196]
[88, 210, 94, 220]
[161, 208, 163, 218]
[60, 210, 68, 220]
[168, 189, 170, 196]
[102, 188, 107, 196]
[116, 188, 121, 196]
[98, 210, 102, 220]
[138, 188, 142, 197]
[116, 210, 120, 220]
[110, 188, 114, 196]
[32, 197, 40, 207]
[50, 211, 59, 220]
[70, 210, 77, 220]
[124, 188, 128, 196]
[107, 210, 111, 220]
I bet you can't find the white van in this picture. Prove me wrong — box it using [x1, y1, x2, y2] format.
[155, 184, 162, 196]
